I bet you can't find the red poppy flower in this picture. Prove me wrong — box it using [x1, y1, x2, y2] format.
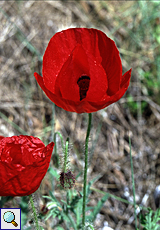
[0, 135, 54, 196]
[34, 28, 131, 113]
[0, 136, 4, 141]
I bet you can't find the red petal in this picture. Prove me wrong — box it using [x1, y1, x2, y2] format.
[56, 44, 108, 101]
[0, 135, 54, 196]
[101, 68, 132, 106]
[0, 136, 4, 141]
[96, 32, 122, 96]
[120, 68, 132, 89]
[56, 44, 90, 101]
[43, 29, 77, 94]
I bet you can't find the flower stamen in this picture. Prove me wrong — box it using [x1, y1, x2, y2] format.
[77, 75, 90, 101]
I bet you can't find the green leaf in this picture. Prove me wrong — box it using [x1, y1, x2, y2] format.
[88, 193, 109, 222]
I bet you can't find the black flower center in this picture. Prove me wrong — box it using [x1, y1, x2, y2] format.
[77, 75, 90, 101]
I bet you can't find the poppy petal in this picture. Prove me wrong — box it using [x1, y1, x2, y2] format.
[43, 29, 78, 94]
[120, 68, 132, 89]
[56, 43, 108, 102]
[0, 135, 54, 196]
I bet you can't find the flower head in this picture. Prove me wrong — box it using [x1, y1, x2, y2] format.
[34, 28, 131, 113]
[59, 170, 75, 189]
[0, 135, 54, 196]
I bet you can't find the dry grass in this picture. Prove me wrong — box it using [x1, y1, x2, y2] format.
[1, 1, 160, 229]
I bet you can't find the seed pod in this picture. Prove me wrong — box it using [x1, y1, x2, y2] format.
[59, 170, 75, 189]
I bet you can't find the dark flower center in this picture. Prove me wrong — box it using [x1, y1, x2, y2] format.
[77, 75, 90, 101]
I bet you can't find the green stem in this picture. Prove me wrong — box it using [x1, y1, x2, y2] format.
[68, 213, 77, 230]
[51, 103, 55, 141]
[82, 113, 92, 229]
[86, 225, 95, 230]
[54, 132, 65, 153]
[63, 137, 69, 173]
[129, 137, 138, 229]
[29, 194, 40, 230]
[54, 131, 65, 168]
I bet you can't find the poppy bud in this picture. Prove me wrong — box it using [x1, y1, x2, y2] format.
[34, 28, 131, 113]
[59, 170, 75, 189]
[0, 135, 54, 196]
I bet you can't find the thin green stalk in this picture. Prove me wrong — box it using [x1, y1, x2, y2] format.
[89, 186, 148, 212]
[50, 103, 55, 191]
[64, 138, 69, 173]
[86, 225, 95, 230]
[76, 205, 80, 227]
[51, 103, 55, 141]
[53, 131, 65, 168]
[0, 112, 27, 135]
[82, 113, 92, 229]
[54, 132, 65, 153]
[29, 194, 40, 230]
[68, 213, 77, 230]
[129, 137, 138, 229]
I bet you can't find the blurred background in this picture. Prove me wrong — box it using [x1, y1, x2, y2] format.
[1, 1, 160, 229]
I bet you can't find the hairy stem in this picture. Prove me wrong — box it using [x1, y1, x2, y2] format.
[29, 194, 40, 230]
[63, 137, 69, 173]
[82, 113, 92, 229]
